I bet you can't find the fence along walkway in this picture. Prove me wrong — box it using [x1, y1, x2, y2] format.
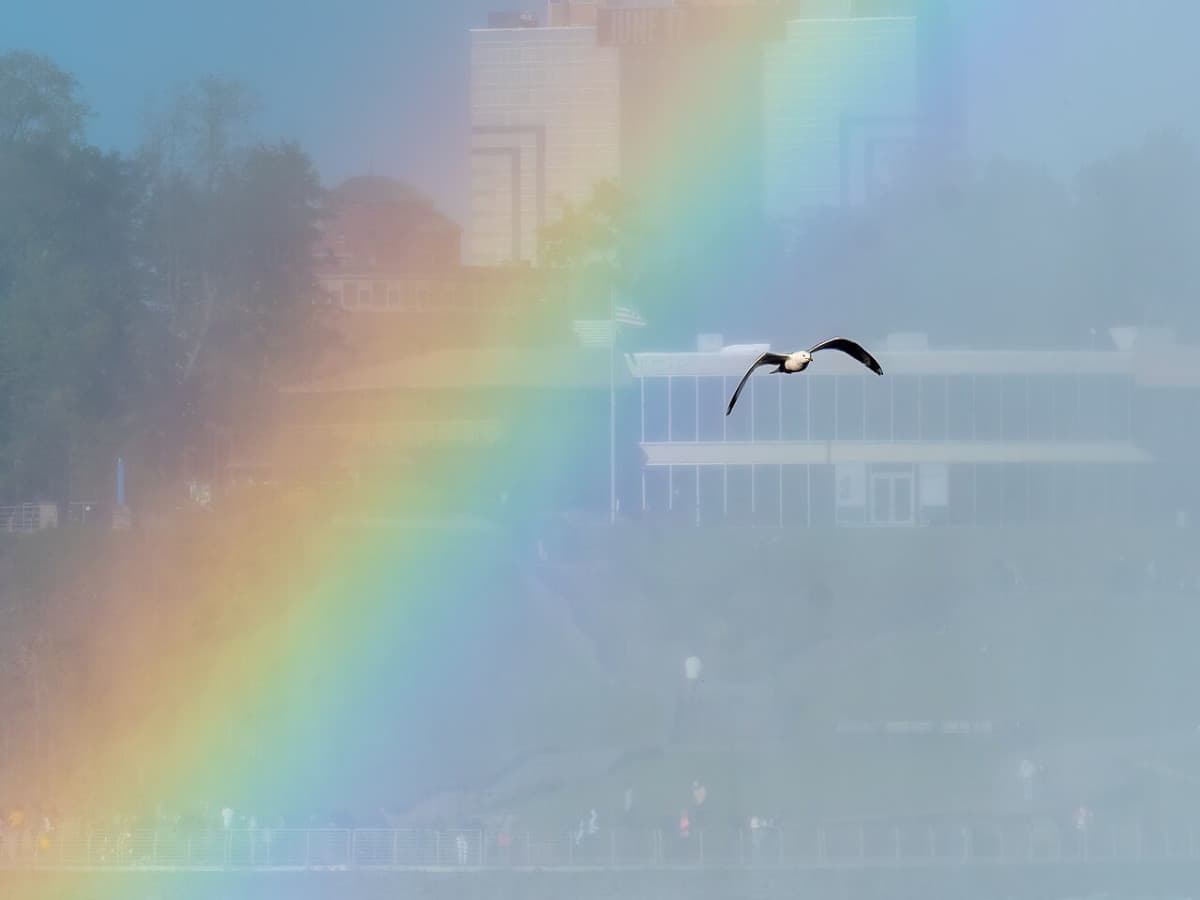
[2, 819, 1200, 871]
[0, 504, 45, 534]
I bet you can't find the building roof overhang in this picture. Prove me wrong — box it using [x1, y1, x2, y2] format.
[640, 440, 1154, 467]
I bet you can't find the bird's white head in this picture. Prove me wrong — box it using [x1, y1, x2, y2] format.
[784, 351, 812, 372]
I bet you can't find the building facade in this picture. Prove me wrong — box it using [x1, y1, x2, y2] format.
[763, 6, 919, 213]
[469, 1, 954, 263]
[313, 176, 468, 314]
[268, 330, 1200, 530]
[469, 19, 621, 265]
[626, 333, 1200, 528]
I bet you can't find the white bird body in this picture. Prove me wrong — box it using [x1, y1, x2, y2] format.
[782, 351, 812, 372]
[725, 337, 882, 416]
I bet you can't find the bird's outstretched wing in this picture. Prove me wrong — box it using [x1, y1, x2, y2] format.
[726, 352, 788, 416]
[808, 337, 883, 375]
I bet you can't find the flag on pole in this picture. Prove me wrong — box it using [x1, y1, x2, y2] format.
[614, 305, 647, 328]
[572, 306, 646, 348]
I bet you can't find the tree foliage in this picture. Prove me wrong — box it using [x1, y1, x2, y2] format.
[538, 178, 691, 342]
[0, 55, 140, 500]
[1075, 132, 1200, 336]
[0, 51, 87, 148]
[539, 179, 630, 317]
[789, 133, 1200, 348]
[0, 57, 323, 501]
[138, 77, 323, 393]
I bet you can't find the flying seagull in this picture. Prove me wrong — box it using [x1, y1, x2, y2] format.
[725, 337, 883, 416]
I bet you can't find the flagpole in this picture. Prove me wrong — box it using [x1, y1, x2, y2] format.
[609, 285, 616, 525]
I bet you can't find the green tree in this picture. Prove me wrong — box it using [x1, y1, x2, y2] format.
[791, 137, 1200, 348]
[1075, 131, 1200, 338]
[0, 53, 142, 500]
[0, 51, 87, 148]
[790, 160, 1081, 348]
[205, 141, 325, 389]
[138, 76, 260, 384]
[540, 179, 627, 316]
[538, 178, 667, 339]
[136, 78, 324, 442]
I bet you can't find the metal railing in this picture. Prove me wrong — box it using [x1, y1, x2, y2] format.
[0, 504, 47, 534]
[1, 820, 1197, 871]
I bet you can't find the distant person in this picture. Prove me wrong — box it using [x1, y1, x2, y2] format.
[690, 780, 707, 828]
[684, 655, 702, 694]
[496, 817, 514, 863]
[623, 786, 635, 823]
[674, 656, 703, 742]
[455, 832, 469, 865]
[574, 810, 598, 847]
[37, 813, 52, 856]
[1073, 803, 1093, 854]
[749, 816, 764, 862]
[2, 807, 21, 861]
[1019, 759, 1037, 803]
[1074, 804, 1092, 831]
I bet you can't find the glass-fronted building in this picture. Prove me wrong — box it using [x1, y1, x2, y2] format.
[627, 333, 1199, 528]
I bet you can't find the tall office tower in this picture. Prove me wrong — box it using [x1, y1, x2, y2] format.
[915, 0, 967, 165]
[469, 14, 620, 265]
[470, 1, 947, 259]
[763, 0, 919, 214]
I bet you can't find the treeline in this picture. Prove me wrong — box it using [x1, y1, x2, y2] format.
[0, 52, 324, 505]
[779, 136, 1200, 348]
[543, 140, 1200, 351]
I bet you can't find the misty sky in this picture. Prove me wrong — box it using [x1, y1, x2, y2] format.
[6, 0, 1200, 226]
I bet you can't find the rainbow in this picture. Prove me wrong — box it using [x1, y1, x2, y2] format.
[7, 3, 994, 892]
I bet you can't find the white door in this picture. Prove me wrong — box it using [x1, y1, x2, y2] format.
[870, 468, 915, 526]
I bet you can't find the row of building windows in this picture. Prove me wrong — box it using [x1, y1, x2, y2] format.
[472, 110, 620, 130]
[319, 281, 481, 312]
[640, 374, 1136, 444]
[471, 134, 617, 152]
[472, 39, 604, 60]
[472, 66, 616, 87]
[639, 462, 1153, 528]
[472, 91, 617, 111]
